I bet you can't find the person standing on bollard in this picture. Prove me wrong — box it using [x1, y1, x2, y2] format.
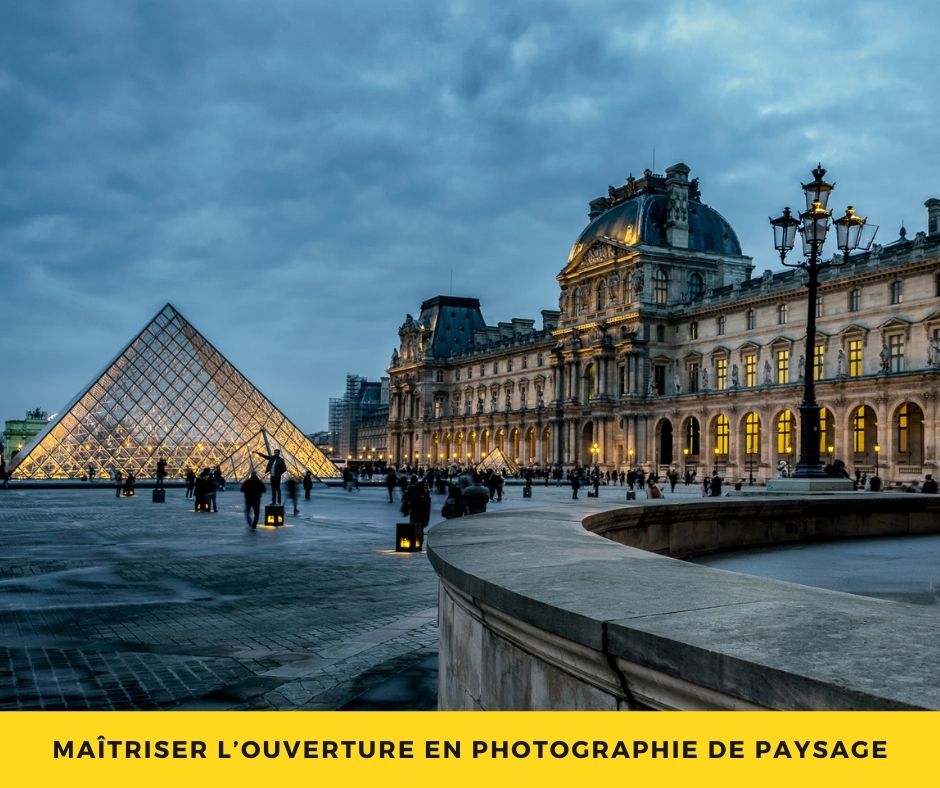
[286, 476, 299, 516]
[240, 471, 265, 529]
[302, 470, 313, 501]
[255, 448, 286, 505]
[155, 457, 167, 490]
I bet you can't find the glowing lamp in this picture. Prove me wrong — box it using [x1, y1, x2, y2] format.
[264, 504, 285, 526]
[395, 522, 423, 552]
[195, 500, 210, 512]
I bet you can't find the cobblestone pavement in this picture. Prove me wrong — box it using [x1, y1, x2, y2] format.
[0, 480, 668, 710]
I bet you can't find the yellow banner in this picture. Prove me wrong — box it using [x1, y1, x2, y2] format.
[0, 711, 929, 787]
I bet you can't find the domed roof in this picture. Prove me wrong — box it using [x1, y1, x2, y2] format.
[569, 173, 742, 260]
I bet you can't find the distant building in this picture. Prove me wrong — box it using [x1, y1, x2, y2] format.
[328, 375, 389, 461]
[388, 163, 940, 482]
[3, 409, 50, 461]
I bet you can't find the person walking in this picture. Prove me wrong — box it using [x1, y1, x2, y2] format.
[155, 457, 167, 490]
[213, 466, 225, 492]
[205, 468, 218, 512]
[193, 470, 208, 512]
[385, 467, 398, 502]
[286, 476, 299, 516]
[240, 471, 266, 529]
[710, 472, 723, 497]
[570, 470, 581, 500]
[302, 470, 313, 501]
[668, 469, 678, 494]
[114, 469, 123, 498]
[254, 448, 286, 505]
[185, 468, 196, 498]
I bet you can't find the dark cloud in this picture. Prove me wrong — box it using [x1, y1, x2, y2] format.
[2, 0, 940, 430]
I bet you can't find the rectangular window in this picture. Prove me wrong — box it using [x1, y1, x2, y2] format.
[717, 316, 726, 336]
[456, 368, 461, 381]
[618, 365, 625, 396]
[814, 345, 825, 381]
[467, 367, 472, 379]
[654, 365, 666, 395]
[746, 310, 756, 330]
[507, 359, 513, 372]
[744, 354, 756, 387]
[776, 350, 790, 384]
[849, 289, 860, 312]
[435, 370, 444, 383]
[848, 339, 863, 377]
[899, 404, 909, 454]
[522, 356, 527, 369]
[889, 335, 904, 372]
[493, 362, 499, 374]
[816, 296, 823, 318]
[891, 281, 903, 305]
[716, 358, 728, 390]
[656, 324, 665, 342]
[688, 362, 700, 393]
[689, 321, 698, 340]
[480, 364, 485, 377]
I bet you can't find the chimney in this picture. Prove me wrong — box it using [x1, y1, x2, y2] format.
[926, 198, 940, 236]
[665, 162, 691, 248]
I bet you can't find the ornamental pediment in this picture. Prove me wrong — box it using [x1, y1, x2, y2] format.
[562, 237, 632, 276]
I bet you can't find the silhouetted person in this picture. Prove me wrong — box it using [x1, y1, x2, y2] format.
[405, 476, 432, 529]
[385, 467, 398, 502]
[0, 458, 7, 489]
[204, 468, 218, 512]
[122, 473, 135, 496]
[303, 471, 313, 500]
[155, 457, 167, 490]
[710, 472, 722, 497]
[286, 476, 299, 515]
[114, 469, 123, 498]
[255, 449, 286, 505]
[213, 466, 225, 492]
[185, 468, 196, 498]
[240, 471, 266, 529]
[193, 470, 208, 512]
[923, 474, 938, 494]
[463, 474, 490, 515]
[570, 470, 581, 500]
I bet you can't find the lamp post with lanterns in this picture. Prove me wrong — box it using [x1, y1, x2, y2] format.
[770, 165, 877, 479]
[590, 442, 600, 468]
[874, 443, 881, 477]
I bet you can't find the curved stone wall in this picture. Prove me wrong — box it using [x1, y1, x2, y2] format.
[426, 495, 940, 710]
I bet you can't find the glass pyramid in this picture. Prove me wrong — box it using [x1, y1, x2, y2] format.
[9, 304, 339, 481]
[476, 448, 519, 476]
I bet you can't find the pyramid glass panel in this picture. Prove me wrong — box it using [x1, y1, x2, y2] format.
[9, 304, 339, 481]
[476, 448, 519, 476]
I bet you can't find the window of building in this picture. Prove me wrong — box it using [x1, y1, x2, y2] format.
[852, 406, 866, 453]
[456, 368, 461, 381]
[656, 324, 665, 342]
[816, 296, 823, 318]
[522, 355, 527, 369]
[654, 365, 666, 395]
[714, 414, 729, 455]
[746, 309, 756, 330]
[819, 408, 830, 454]
[507, 359, 513, 372]
[777, 410, 794, 455]
[899, 404, 909, 454]
[689, 272, 704, 300]
[776, 349, 789, 384]
[435, 370, 444, 383]
[778, 303, 788, 325]
[689, 321, 698, 340]
[585, 363, 596, 400]
[890, 280, 903, 305]
[889, 334, 904, 372]
[717, 316, 726, 336]
[653, 268, 668, 305]
[537, 353, 543, 366]
[716, 358, 728, 390]
[814, 345, 825, 381]
[434, 400, 442, 418]
[686, 418, 700, 455]
[480, 364, 485, 377]
[623, 273, 633, 302]
[597, 280, 607, 310]
[849, 288, 861, 312]
[688, 362, 700, 393]
[745, 412, 760, 455]
[618, 365, 625, 396]
[744, 353, 757, 387]
[848, 339, 863, 377]
[467, 367, 472, 379]
[493, 361, 499, 374]
[936, 274, 940, 297]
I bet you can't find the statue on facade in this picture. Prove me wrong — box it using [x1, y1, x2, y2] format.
[928, 336, 939, 369]
[390, 348, 399, 367]
[536, 384, 544, 407]
[647, 377, 657, 396]
[880, 342, 891, 373]
[505, 389, 512, 410]
[731, 364, 740, 388]
[797, 355, 805, 381]
[633, 268, 645, 296]
[701, 368, 710, 391]
[837, 348, 847, 377]
[763, 359, 773, 385]
[674, 372, 681, 394]
[559, 288, 568, 313]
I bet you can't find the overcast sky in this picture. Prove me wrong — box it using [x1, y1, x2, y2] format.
[2, 0, 939, 433]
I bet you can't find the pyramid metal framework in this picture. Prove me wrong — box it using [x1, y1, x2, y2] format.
[476, 447, 519, 476]
[10, 304, 340, 481]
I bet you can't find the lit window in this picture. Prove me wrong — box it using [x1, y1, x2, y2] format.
[849, 289, 860, 312]
[746, 309, 756, 330]
[689, 321, 698, 340]
[716, 358, 728, 390]
[819, 408, 830, 453]
[890, 280, 903, 305]
[714, 414, 729, 455]
[717, 316, 726, 336]
[778, 303, 788, 324]
[899, 404, 909, 454]
[653, 268, 668, 305]
[848, 339, 863, 377]
[744, 354, 757, 387]
[777, 410, 794, 455]
[889, 334, 904, 372]
[814, 345, 825, 381]
[853, 406, 866, 453]
[745, 412, 760, 455]
[776, 349, 789, 384]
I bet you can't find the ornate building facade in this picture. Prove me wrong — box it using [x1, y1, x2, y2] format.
[388, 164, 940, 482]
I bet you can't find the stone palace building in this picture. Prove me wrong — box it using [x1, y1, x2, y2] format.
[387, 164, 940, 482]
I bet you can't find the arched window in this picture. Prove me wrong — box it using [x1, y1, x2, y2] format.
[653, 268, 668, 305]
[623, 273, 633, 302]
[852, 406, 866, 453]
[685, 417, 700, 456]
[689, 272, 704, 300]
[745, 413, 760, 455]
[584, 363, 596, 400]
[714, 414, 729, 455]
[596, 280, 607, 310]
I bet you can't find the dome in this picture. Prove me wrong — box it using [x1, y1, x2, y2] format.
[570, 177, 742, 260]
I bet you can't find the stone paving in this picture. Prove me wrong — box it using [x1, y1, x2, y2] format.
[0, 479, 656, 710]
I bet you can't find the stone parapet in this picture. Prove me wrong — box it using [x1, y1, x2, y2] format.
[427, 496, 940, 710]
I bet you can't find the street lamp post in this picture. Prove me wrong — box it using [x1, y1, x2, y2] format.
[747, 451, 756, 486]
[628, 448, 635, 468]
[874, 443, 881, 477]
[770, 165, 877, 478]
[827, 445, 834, 464]
[682, 447, 689, 481]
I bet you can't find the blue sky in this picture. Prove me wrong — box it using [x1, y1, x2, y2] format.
[2, 0, 939, 432]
